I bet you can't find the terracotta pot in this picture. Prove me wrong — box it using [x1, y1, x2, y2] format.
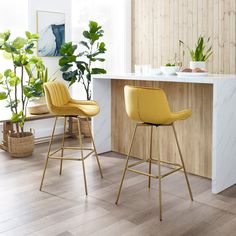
[28, 96, 49, 115]
[8, 132, 34, 157]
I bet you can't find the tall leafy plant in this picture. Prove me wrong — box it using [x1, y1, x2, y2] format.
[0, 30, 45, 137]
[59, 21, 107, 100]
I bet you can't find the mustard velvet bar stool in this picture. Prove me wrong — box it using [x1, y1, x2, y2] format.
[39, 81, 103, 195]
[115, 85, 193, 221]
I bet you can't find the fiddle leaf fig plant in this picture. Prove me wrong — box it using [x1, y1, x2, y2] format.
[59, 21, 107, 100]
[0, 30, 45, 137]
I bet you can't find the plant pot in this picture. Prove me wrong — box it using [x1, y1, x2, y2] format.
[8, 132, 35, 157]
[28, 96, 49, 115]
[189, 61, 206, 70]
[160, 66, 180, 75]
[80, 118, 91, 138]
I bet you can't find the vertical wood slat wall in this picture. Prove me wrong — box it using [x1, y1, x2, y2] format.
[132, 0, 236, 74]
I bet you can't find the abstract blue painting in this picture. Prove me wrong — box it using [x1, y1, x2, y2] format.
[37, 11, 65, 57]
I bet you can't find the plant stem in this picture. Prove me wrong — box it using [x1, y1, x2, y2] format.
[21, 66, 25, 135]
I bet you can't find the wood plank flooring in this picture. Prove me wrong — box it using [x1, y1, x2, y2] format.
[0, 138, 236, 235]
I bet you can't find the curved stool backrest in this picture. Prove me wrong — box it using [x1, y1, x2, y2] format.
[44, 82, 71, 113]
[124, 85, 172, 125]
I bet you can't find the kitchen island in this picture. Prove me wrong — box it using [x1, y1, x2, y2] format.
[92, 74, 236, 193]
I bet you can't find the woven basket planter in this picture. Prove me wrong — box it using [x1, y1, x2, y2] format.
[80, 118, 91, 138]
[8, 132, 35, 157]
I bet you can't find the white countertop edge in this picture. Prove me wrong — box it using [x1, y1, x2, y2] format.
[93, 73, 236, 84]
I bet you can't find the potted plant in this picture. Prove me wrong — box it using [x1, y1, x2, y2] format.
[160, 63, 180, 75]
[59, 21, 107, 136]
[0, 30, 42, 157]
[180, 36, 212, 70]
[24, 66, 49, 115]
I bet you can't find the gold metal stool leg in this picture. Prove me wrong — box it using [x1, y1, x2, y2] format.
[78, 117, 88, 195]
[86, 117, 103, 178]
[59, 117, 67, 175]
[156, 126, 163, 221]
[148, 125, 153, 188]
[115, 123, 138, 205]
[40, 117, 58, 191]
[172, 124, 193, 201]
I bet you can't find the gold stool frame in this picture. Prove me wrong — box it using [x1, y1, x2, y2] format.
[39, 116, 103, 195]
[115, 123, 193, 221]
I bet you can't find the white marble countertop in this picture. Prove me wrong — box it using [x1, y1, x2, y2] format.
[94, 73, 236, 84]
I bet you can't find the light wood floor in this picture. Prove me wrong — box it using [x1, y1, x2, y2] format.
[1, 138, 236, 236]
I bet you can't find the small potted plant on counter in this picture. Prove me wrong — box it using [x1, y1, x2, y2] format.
[59, 21, 107, 137]
[160, 63, 180, 75]
[0, 30, 39, 157]
[180, 36, 213, 70]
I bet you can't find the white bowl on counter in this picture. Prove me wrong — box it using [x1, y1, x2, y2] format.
[160, 66, 180, 75]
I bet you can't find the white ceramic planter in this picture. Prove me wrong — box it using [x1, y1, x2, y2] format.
[189, 61, 206, 70]
[160, 66, 180, 75]
[28, 96, 49, 115]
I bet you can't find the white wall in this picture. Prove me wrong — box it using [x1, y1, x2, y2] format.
[26, 0, 72, 138]
[71, 0, 131, 100]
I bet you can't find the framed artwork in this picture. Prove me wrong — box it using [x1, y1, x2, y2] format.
[36, 11, 65, 57]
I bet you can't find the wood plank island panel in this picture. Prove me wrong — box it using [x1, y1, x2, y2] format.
[111, 80, 213, 178]
[132, 0, 236, 74]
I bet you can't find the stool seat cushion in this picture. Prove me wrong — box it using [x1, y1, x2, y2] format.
[44, 82, 100, 117]
[52, 101, 100, 116]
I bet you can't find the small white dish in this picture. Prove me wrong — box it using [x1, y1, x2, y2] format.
[160, 66, 180, 75]
[151, 68, 162, 75]
[177, 72, 208, 77]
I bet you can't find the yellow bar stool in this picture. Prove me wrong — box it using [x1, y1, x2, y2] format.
[39, 81, 103, 195]
[115, 85, 193, 221]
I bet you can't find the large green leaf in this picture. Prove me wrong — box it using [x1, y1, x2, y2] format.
[91, 68, 106, 74]
[13, 37, 27, 49]
[8, 76, 20, 87]
[62, 70, 78, 81]
[80, 41, 89, 49]
[59, 55, 76, 66]
[89, 21, 98, 33]
[0, 92, 7, 100]
[25, 31, 32, 39]
[99, 42, 106, 53]
[4, 42, 18, 54]
[0, 31, 10, 41]
[11, 113, 20, 123]
[60, 63, 73, 72]
[4, 69, 13, 77]
[60, 42, 77, 55]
